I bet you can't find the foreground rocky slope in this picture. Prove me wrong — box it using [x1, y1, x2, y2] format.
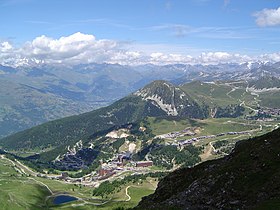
[135, 128, 280, 210]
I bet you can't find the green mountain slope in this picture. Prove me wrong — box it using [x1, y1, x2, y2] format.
[0, 77, 101, 139]
[3, 78, 278, 163]
[134, 80, 208, 118]
[249, 76, 280, 89]
[0, 81, 207, 154]
[135, 127, 280, 210]
[180, 80, 248, 107]
[0, 63, 191, 138]
[0, 96, 146, 150]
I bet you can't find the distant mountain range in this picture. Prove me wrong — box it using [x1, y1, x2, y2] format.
[0, 61, 280, 138]
[135, 127, 280, 210]
[1, 76, 280, 163]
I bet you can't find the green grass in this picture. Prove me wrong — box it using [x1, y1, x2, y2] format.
[0, 158, 50, 210]
[0, 156, 156, 210]
[258, 92, 280, 108]
[145, 117, 280, 165]
[181, 82, 237, 107]
[146, 117, 203, 135]
[146, 117, 279, 149]
[196, 118, 257, 135]
[147, 117, 265, 137]
[50, 182, 155, 210]
[94, 182, 155, 210]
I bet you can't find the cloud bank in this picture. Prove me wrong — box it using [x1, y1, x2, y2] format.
[254, 7, 280, 27]
[0, 32, 280, 67]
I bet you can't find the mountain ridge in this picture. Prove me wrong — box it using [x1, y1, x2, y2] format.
[1, 62, 280, 138]
[2, 77, 279, 162]
[0, 80, 207, 154]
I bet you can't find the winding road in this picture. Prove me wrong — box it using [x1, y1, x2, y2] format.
[125, 186, 131, 201]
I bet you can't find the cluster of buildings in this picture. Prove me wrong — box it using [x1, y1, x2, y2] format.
[259, 108, 280, 116]
[96, 151, 153, 179]
[98, 167, 116, 180]
[97, 160, 153, 180]
[54, 155, 85, 170]
[135, 161, 153, 167]
[117, 152, 132, 166]
[247, 108, 280, 121]
[178, 131, 251, 146]
[156, 127, 197, 139]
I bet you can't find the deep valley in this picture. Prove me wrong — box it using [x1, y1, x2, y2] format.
[0, 73, 280, 209]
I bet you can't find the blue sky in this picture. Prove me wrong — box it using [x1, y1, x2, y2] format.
[0, 0, 280, 66]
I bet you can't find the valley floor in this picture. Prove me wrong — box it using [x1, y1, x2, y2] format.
[1, 117, 279, 210]
[0, 155, 156, 210]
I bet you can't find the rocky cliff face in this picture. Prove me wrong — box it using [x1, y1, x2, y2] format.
[135, 128, 280, 210]
[134, 80, 207, 119]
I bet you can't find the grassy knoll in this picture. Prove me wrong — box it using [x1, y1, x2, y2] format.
[195, 118, 258, 136]
[49, 180, 156, 210]
[258, 91, 280, 108]
[181, 82, 237, 107]
[146, 117, 203, 135]
[91, 180, 156, 210]
[0, 157, 50, 210]
[146, 117, 266, 137]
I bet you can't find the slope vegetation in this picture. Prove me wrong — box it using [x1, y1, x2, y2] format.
[0, 81, 207, 154]
[135, 128, 280, 210]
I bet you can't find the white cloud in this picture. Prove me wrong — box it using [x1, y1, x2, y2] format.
[149, 52, 193, 65]
[109, 51, 146, 65]
[0, 32, 280, 67]
[0, 42, 13, 52]
[0, 41, 15, 66]
[259, 52, 280, 62]
[20, 32, 119, 64]
[253, 7, 280, 27]
[198, 52, 252, 64]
